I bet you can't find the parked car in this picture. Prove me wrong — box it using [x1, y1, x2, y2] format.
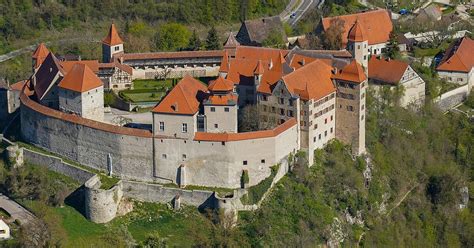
[290, 13, 296, 18]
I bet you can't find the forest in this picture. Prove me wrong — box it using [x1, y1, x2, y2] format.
[0, 0, 288, 53]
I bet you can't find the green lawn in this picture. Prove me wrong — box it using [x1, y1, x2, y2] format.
[120, 91, 165, 102]
[133, 79, 174, 90]
[23, 199, 209, 247]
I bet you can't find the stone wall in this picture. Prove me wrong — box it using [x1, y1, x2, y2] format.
[23, 149, 95, 184]
[20, 91, 298, 188]
[435, 84, 470, 112]
[122, 181, 214, 208]
[84, 175, 123, 223]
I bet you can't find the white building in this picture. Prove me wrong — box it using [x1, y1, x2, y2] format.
[0, 220, 10, 240]
[369, 56, 426, 107]
[436, 36, 474, 92]
[58, 63, 104, 122]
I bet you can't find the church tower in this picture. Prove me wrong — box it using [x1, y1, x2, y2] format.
[102, 23, 124, 63]
[347, 20, 368, 75]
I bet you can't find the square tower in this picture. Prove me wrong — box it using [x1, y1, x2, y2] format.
[102, 24, 124, 63]
[333, 60, 367, 155]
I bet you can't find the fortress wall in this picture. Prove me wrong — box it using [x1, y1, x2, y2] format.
[21, 94, 155, 182]
[20, 91, 298, 188]
[153, 121, 299, 188]
[122, 181, 214, 207]
[23, 149, 94, 184]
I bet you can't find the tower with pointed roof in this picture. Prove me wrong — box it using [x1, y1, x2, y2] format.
[347, 20, 369, 75]
[204, 76, 238, 133]
[58, 63, 104, 122]
[332, 60, 367, 155]
[102, 23, 124, 63]
[32, 43, 50, 72]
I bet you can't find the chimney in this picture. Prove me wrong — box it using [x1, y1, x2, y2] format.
[301, 58, 305, 66]
[269, 59, 273, 70]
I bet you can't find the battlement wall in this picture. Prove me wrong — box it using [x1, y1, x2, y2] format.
[20, 90, 299, 188]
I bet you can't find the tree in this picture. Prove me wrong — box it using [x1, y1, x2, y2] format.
[385, 32, 400, 59]
[323, 18, 344, 50]
[187, 29, 202, 51]
[205, 26, 221, 50]
[261, 29, 285, 48]
[153, 23, 190, 51]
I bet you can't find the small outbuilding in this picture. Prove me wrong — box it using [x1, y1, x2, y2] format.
[0, 220, 10, 240]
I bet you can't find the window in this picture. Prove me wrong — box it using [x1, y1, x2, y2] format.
[182, 154, 187, 159]
[361, 92, 365, 99]
[214, 124, 218, 128]
[361, 104, 365, 110]
[159, 122, 165, 131]
[279, 98, 285, 104]
[280, 108, 285, 115]
[313, 137, 316, 142]
[287, 110, 294, 117]
[261, 159, 265, 164]
[325, 130, 327, 137]
[114, 46, 120, 51]
[357, 45, 360, 49]
[314, 124, 318, 130]
[347, 105, 354, 111]
[325, 118, 327, 124]
[319, 134, 321, 140]
[330, 115, 333, 121]
[288, 99, 294, 106]
[262, 95, 268, 101]
[272, 107, 276, 113]
[210, 107, 215, 112]
[243, 161, 248, 165]
[162, 154, 167, 159]
[330, 127, 333, 133]
[263, 105, 267, 112]
[182, 123, 188, 133]
[224, 107, 230, 112]
[361, 115, 364, 121]
[457, 78, 463, 82]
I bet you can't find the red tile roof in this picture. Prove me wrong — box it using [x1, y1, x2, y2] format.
[322, 9, 393, 46]
[20, 90, 157, 138]
[58, 63, 103, 93]
[254, 60, 265, 75]
[235, 46, 288, 61]
[219, 51, 230, 73]
[98, 61, 133, 75]
[121, 50, 224, 61]
[348, 20, 367, 42]
[152, 75, 208, 115]
[332, 60, 367, 83]
[194, 118, 296, 142]
[368, 56, 408, 84]
[208, 76, 234, 92]
[60, 60, 99, 73]
[436, 36, 474, 73]
[32, 43, 50, 69]
[282, 59, 336, 101]
[206, 94, 238, 106]
[103, 23, 123, 46]
[289, 54, 333, 70]
[10, 80, 27, 91]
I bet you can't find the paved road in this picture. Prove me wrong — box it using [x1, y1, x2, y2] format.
[0, 194, 36, 224]
[282, 0, 320, 26]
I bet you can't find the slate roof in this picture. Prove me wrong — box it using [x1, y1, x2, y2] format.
[237, 16, 287, 45]
[32, 53, 65, 100]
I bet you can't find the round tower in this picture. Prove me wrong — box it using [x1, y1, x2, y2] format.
[347, 20, 368, 75]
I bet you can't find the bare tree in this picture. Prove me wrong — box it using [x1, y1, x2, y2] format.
[323, 18, 345, 50]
